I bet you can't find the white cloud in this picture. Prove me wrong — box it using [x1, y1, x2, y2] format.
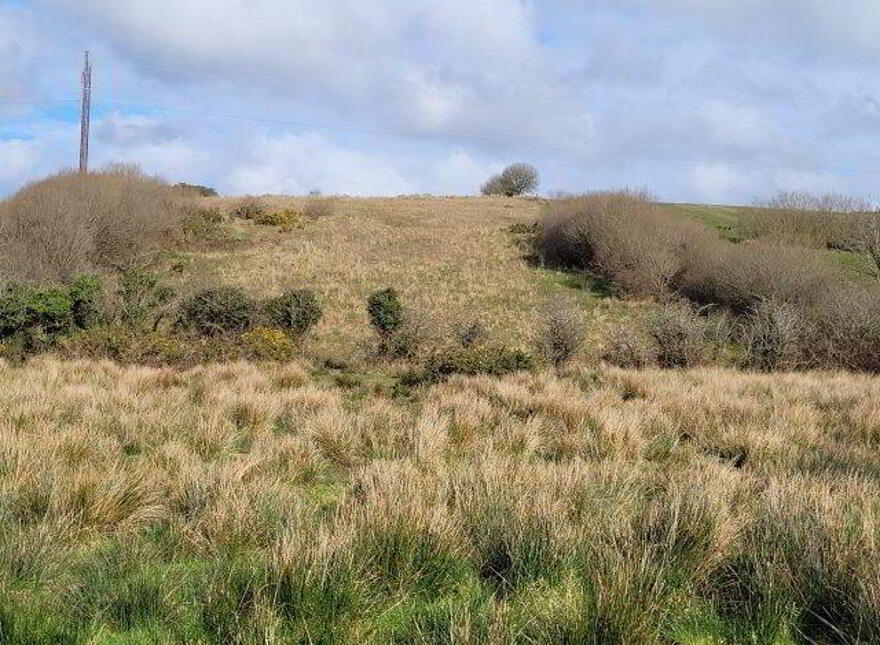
[0, 139, 41, 184]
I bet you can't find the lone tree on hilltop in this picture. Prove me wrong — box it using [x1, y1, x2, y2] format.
[481, 163, 540, 197]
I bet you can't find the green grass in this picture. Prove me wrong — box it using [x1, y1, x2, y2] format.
[657, 203, 746, 242]
[660, 202, 879, 284]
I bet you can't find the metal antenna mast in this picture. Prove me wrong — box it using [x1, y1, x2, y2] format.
[79, 50, 92, 173]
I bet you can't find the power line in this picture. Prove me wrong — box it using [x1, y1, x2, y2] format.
[5, 94, 880, 179]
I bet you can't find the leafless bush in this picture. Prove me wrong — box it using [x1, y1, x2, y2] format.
[676, 240, 839, 314]
[232, 196, 265, 220]
[453, 318, 488, 348]
[644, 301, 708, 368]
[855, 212, 880, 281]
[741, 300, 804, 371]
[0, 166, 184, 283]
[801, 286, 880, 372]
[303, 197, 336, 220]
[742, 192, 870, 250]
[533, 299, 584, 369]
[600, 322, 656, 368]
[481, 163, 540, 197]
[536, 190, 706, 298]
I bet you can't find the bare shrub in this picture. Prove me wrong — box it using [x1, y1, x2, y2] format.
[303, 198, 336, 220]
[644, 301, 708, 368]
[453, 318, 488, 348]
[600, 322, 656, 368]
[533, 299, 584, 369]
[537, 190, 706, 298]
[481, 163, 540, 197]
[232, 196, 265, 220]
[676, 240, 839, 314]
[855, 212, 880, 281]
[802, 286, 880, 372]
[742, 192, 870, 250]
[0, 167, 183, 283]
[741, 300, 804, 371]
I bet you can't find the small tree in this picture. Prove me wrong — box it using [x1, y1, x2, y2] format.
[481, 163, 540, 197]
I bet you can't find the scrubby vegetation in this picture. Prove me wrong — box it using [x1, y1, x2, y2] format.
[535, 190, 880, 372]
[3, 171, 880, 643]
[0, 167, 187, 282]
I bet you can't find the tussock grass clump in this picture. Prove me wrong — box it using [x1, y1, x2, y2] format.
[0, 166, 185, 283]
[0, 360, 878, 641]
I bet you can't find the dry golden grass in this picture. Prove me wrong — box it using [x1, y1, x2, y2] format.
[1, 357, 879, 642]
[189, 196, 600, 359]
[4, 193, 880, 642]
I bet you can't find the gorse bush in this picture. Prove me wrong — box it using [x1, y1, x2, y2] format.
[114, 267, 175, 331]
[173, 182, 218, 197]
[0, 275, 102, 342]
[254, 210, 301, 228]
[263, 289, 322, 338]
[0, 166, 184, 283]
[240, 327, 298, 361]
[367, 288, 404, 339]
[481, 163, 540, 197]
[404, 345, 535, 385]
[177, 286, 257, 337]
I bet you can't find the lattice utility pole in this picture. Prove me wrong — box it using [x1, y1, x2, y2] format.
[79, 50, 92, 173]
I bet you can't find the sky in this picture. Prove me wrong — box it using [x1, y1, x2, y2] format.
[2, 0, 880, 203]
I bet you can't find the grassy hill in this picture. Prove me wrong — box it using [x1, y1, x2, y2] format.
[1, 183, 879, 644]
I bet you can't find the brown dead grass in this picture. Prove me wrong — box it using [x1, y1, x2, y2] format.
[185, 196, 594, 359]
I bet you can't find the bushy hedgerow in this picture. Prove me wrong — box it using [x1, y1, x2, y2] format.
[262, 289, 322, 338]
[534, 191, 880, 372]
[0, 167, 184, 283]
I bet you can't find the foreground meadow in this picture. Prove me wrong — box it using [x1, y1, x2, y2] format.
[1, 358, 879, 644]
[3, 174, 880, 643]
